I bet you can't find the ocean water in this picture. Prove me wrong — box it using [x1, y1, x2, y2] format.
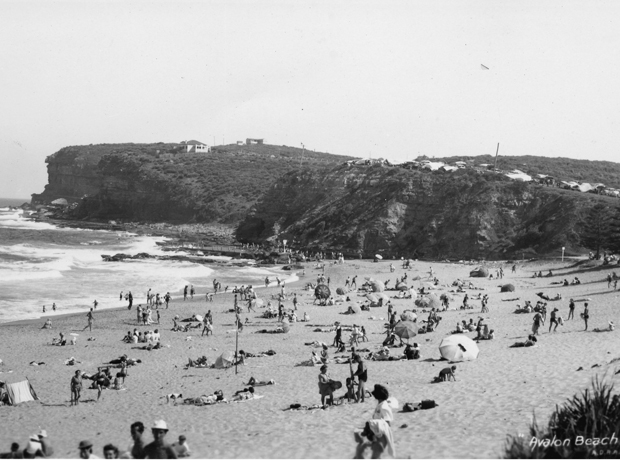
[0, 206, 293, 324]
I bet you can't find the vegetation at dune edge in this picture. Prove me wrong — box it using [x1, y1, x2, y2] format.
[579, 204, 620, 258]
[504, 378, 620, 458]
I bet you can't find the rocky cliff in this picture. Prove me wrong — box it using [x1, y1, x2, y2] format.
[236, 164, 617, 259]
[32, 143, 353, 223]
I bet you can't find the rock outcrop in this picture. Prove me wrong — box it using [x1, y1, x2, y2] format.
[236, 164, 616, 259]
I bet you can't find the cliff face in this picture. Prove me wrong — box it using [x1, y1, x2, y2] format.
[32, 143, 353, 223]
[236, 164, 609, 259]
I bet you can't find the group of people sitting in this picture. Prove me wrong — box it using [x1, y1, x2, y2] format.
[533, 270, 554, 278]
[51, 332, 76, 346]
[123, 328, 160, 344]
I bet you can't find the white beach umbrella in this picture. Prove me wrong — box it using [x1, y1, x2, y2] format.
[439, 335, 479, 362]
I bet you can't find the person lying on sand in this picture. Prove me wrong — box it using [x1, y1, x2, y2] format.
[187, 356, 209, 368]
[52, 332, 67, 346]
[247, 377, 275, 386]
[183, 390, 226, 406]
[510, 335, 538, 348]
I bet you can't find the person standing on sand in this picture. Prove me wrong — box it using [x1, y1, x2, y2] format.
[583, 303, 590, 330]
[42, 305, 46, 313]
[164, 292, 170, 309]
[120, 291, 123, 301]
[71, 370, 83, 406]
[568, 298, 575, 320]
[183, 286, 188, 301]
[128, 292, 133, 310]
[293, 293, 298, 311]
[353, 354, 368, 403]
[532, 311, 544, 335]
[190, 285, 194, 299]
[84, 308, 94, 332]
[52, 303, 56, 311]
[351, 276, 357, 290]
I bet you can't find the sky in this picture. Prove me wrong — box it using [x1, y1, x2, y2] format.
[2, 0, 620, 199]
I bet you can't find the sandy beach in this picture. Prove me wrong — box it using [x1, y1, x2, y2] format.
[1, 257, 619, 459]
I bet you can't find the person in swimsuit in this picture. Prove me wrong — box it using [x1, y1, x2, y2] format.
[71, 370, 83, 406]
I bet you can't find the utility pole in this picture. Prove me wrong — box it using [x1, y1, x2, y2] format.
[300, 143, 305, 168]
[494, 143, 500, 170]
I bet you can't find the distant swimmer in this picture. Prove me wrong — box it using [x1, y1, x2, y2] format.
[93, 300, 98, 309]
[52, 303, 56, 311]
[42, 305, 46, 313]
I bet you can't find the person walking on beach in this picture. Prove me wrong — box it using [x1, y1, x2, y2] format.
[183, 286, 188, 301]
[293, 293, 298, 310]
[71, 370, 82, 406]
[84, 308, 94, 332]
[247, 298, 255, 313]
[120, 291, 123, 301]
[190, 285, 195, 299]
[351, 276, 357, 290]
[42, 305, 46, 313]
[582, 303, 590, 331]
[512, 264, 516, 273]
[128, 291, 133, 309]
[52, 303, 56, 311]
[549, 308, 560, 332]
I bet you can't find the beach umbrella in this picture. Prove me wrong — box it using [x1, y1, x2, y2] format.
[369, 280, 384, 293]
[375, 254, 383, 260]
[314, 284, 331, 304]
[410, 275, 421, 281]
[251, 298, 264, 309]
[395, 282, 408, 291]
[440, 293, 453, 302]
[400, 311, 417, 322]
[349, 304, 362, 314]
[194, 315, 203, 322]
[470, 267, 489, 278]
[500, 284, 515, 292]
[214, 351, 235, 369]
[366, 293, 379, 303]
[393, 321, 417, 341]
[439, 335, 479, 362]
[377, 293, 390, 303]
[336, 287, 347, 296]
[281, 319, 291, 333]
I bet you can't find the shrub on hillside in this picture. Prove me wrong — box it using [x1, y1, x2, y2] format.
[504, 378, 620, 458]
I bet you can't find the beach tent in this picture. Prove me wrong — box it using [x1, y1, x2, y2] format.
[0, 375, 39, 405]
[439, 335, 479, 362]
[501, 284, 515, 292]
[214, 351, 235, 369]
[470, 267, 489, 277]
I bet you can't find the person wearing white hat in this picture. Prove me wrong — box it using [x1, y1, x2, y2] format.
[142, 420, 177, 459]
[23, 435, 44, 459]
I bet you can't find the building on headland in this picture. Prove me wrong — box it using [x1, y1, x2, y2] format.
[181, 140, 209, 153]
[246, 138, 264, 145]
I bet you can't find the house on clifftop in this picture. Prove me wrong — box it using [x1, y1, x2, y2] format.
[246, 138, 264, 145]
[181, 140, 209, 153]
